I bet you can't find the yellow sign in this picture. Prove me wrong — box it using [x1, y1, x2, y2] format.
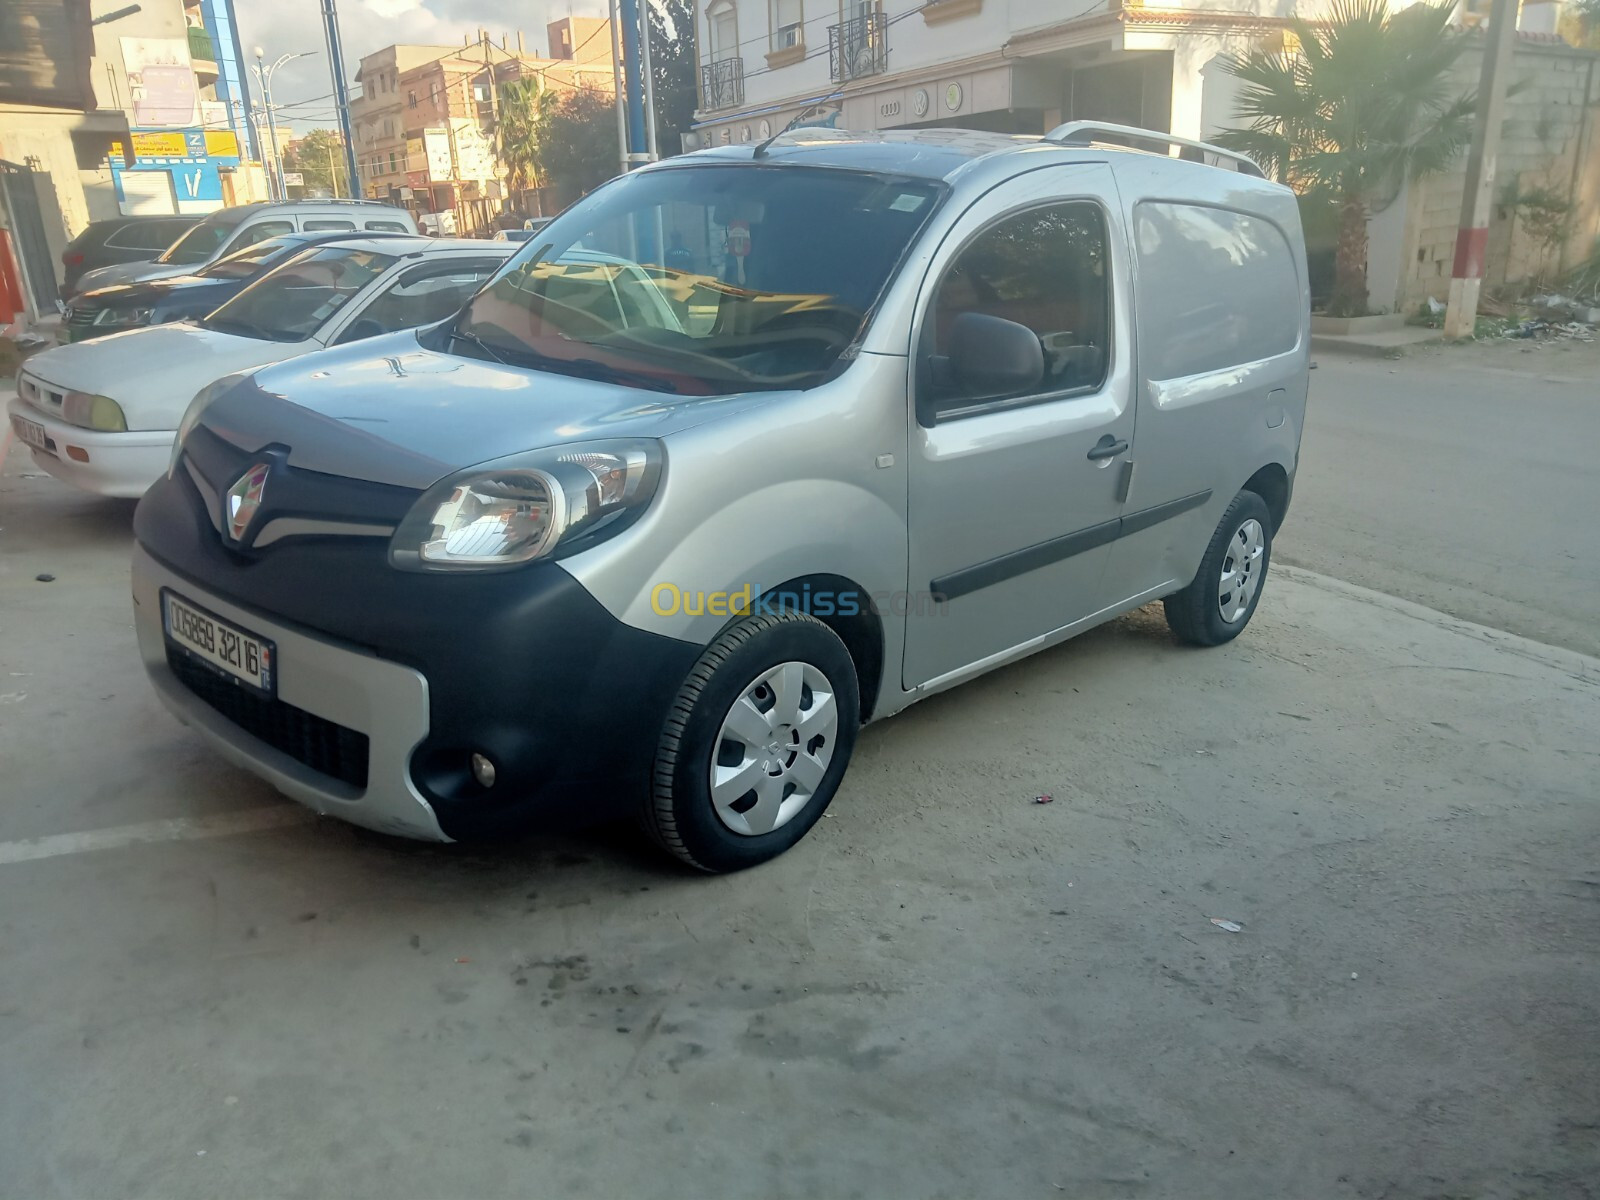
[204, 130, 239, 158]
[130, 131, 187, 158]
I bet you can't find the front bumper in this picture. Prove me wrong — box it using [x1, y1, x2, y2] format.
[132, 463, 704, 841]
[133, 542, 449, 840]
[7, 398, 171, 498]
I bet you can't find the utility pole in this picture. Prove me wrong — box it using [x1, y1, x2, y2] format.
[609, 0, 628, 177]
[326, 136, 342, 197]
[616, 0, 651, 169]
[320, 0, 362, 200]
[1443, 0, 1519, 340]
[251, 49, 313, 202]
[481, 29, 500, 129]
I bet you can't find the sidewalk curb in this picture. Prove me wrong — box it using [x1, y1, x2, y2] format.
[1277, 564, 1600, 680]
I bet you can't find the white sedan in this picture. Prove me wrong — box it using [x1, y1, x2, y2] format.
[9, 237, 512, 497]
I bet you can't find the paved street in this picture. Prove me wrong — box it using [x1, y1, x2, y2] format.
[1283, 338, 1600, 657]
[2, 346, 1598, 1199]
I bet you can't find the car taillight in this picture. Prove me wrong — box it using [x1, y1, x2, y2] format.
[63, 252, 84, 267]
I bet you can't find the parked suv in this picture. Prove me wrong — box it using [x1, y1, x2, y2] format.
[132, 125, 1310, 872]
[74, 200, 417, 292]
[59, 215, 200, 298]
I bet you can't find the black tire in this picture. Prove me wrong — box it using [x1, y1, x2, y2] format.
[646, 610, 860, 873]
[1164, 489, 1274, 647]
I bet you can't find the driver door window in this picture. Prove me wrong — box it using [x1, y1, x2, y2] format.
[334, 259, 501, 344]
[927, 202, 1109, 412]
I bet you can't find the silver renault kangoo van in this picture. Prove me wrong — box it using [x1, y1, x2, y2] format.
[132, 124, 1310, 872]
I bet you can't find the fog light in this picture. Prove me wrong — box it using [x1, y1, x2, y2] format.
[66, 445, 90, 462]
[470, 752, 497, 788]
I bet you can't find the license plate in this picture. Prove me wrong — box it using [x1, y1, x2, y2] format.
[162, 590, 275, 695]
[10, 414, 50, 452]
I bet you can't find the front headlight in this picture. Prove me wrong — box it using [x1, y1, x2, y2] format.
[96, 307, 154, 328]
[60, 391, 127, 432]
[168, 373, 248, 477]
[390, 439, 663, 572]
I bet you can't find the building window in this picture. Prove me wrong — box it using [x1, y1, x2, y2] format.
[408, 90, 417, 108]
[770, 0, 802, 51]
[708, 0, 738, 62]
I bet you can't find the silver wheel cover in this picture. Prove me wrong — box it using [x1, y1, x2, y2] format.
[1218, 517, 1266, 624]
[709, 660, 838, 836]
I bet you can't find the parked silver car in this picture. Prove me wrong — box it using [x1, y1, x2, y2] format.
[131, 125, 1310, 872]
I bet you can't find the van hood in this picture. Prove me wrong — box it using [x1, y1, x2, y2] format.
[22, 323, 305, 429]
[200, 330, 787, 490]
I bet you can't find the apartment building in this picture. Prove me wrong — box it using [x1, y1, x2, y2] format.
[687, 0, 1367, 149]
[355, 18, 616, 229]
[351, 44, 462, 204]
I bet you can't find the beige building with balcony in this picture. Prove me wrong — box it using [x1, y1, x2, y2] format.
[355, 18, 616, 228]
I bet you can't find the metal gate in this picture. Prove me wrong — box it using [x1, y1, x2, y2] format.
[0, 160, 61, 313]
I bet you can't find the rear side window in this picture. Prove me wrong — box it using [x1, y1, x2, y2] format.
[229, 220, 295, 250]
[105, 219, 193, 251]
[365, 219, 410, 232]
[1134, 202, 1300, 380]
[304, 219, 357, 231]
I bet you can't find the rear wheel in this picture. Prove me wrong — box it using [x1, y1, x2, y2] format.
[646, 610, 860, 873]
[1164, 490, 1273, 646]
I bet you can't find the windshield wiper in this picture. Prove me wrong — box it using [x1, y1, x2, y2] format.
[449, 323, 508, 364]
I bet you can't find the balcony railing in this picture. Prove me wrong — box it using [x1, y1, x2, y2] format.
[186, 25, 215, 64]
[701, 57, 744, 111]
[828, 12, 888, 83]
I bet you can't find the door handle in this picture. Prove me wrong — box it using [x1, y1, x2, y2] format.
[1087, 436, 1129, 461]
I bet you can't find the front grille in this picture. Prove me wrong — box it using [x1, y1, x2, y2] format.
[167, 647, 370, 788]
[64, 307, 97, 330]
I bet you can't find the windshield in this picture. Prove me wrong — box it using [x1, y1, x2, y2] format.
[202, 247, 395, 342]
[452, 165, 943, 393]
[157, 218, 239, 265]
[197, 237, 303, 280]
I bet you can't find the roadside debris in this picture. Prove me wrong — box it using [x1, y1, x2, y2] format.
[1033, 794, 1054, 805]
[34, 573, 54, 582]
[1210, 918, 1243, 932]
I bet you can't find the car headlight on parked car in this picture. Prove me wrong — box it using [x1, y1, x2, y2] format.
[60, 391, 128, 432]
[96, 307, 154, 328]
[390, 439, 663, 571]
[168, 373, 249, 477]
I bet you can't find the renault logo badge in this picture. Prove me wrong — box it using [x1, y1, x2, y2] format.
[226, 462, 270, 542]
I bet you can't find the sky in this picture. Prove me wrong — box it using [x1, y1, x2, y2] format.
[234, 0, 609, 133]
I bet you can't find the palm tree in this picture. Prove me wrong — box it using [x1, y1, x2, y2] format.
[496, 76, 550, 216]
[1214, 0, 1475, 316]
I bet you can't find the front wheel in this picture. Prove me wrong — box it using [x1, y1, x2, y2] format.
[646, 610, 860, 873]
[1164, 490, 1273, 647]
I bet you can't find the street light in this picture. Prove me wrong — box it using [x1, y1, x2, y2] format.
[251, 47, 316, 202]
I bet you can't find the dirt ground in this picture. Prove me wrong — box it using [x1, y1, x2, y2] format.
[2, 429, 1597, 1198]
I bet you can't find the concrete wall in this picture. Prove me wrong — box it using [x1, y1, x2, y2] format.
[1372, 38, 1600, 314]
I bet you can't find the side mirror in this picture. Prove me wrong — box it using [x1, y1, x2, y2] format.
[937, 312, 1044, 404]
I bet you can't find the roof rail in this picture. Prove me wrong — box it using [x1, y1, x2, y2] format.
[1044, 121, 1265, 178]
[265, 198, 398, 207]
